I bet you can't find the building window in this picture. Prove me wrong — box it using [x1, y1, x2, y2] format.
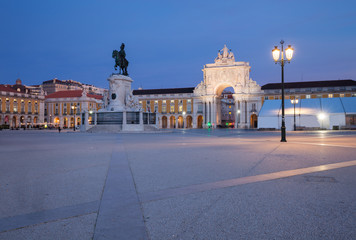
[6, 99, 10, 112]
[34, 102, 38, 114]
[229, 106, 231, 109]
[162, 105, 166, 113]
[328, 94, 333, 98]
[64, 103, 67, 115]
[28, 101, 32, 113]
[306, 95, 311, 99]
[264, 96, 268, 100]
[187, 102, 192, 113]
[13, 99, 18, 113]
[340, 94, 344, 98]
[55, 103, 59, 115]
[170, 105, 174, 113]
[178, 105, 183, 113]
[198, 104, 203, 113]
[252, 103, 256, 112]
[21, 100, 25, 113]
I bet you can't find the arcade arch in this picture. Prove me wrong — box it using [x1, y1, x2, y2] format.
[197, 115, 203, 128]
[169, 116, 176, 128]
[178, 116, 184, 128]
[186, 115, 193, 128]
[161, 116, 167, 128]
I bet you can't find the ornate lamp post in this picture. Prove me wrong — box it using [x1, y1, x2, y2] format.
[272, 40, 294, 142]
[291, 98, 299, 131]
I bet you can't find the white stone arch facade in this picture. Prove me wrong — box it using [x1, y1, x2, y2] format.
[194, 45, 263, 128]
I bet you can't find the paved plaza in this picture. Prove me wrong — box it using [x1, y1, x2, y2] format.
[0, 129, 355, 239]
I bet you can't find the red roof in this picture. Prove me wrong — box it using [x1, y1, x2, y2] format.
[0, 85, 18, 93]
[45, 90, 103, 100]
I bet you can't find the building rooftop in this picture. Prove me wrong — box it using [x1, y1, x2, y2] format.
[45, 90, 103, 100]
[133, 87, 195, 95]
[262, 79, 356, 90]
[0, 85, 18, 93]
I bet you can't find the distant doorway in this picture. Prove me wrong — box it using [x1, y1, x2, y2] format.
[197, 115, 203, 128]
[250, 114, 257, 128]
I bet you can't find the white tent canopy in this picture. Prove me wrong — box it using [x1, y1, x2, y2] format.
[258, 97, 356, 130]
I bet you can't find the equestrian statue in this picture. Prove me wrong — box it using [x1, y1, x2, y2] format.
[112, 43, 129, 76]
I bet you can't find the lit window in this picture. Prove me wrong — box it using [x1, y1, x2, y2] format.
[229, 112, 231, 115]
[229, 106, 231, 109]
[328, 94, 333, 98]
[340, 94, 344, 98]
[178, 105, 183, 113]
[306, 95, 311, 99]
[170, 105, 175, 113]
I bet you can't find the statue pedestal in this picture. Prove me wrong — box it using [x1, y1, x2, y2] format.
[106, 74, 133, 112]
[85, 74, 157, 132]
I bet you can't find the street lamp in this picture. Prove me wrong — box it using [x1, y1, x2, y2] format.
[291, 98, 299, 131]
[71, 105, 77, 131]
[272, 40, 294, 142]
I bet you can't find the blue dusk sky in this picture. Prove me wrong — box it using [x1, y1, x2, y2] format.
[0, 0, 355, 90]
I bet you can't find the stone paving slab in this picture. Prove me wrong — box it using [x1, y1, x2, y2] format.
[0, 130, 355, 239]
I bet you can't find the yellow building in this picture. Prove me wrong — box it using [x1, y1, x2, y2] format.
[45, 89, 103, 128]
[0, 79, 44, 128]
[133, 87, 203, 128]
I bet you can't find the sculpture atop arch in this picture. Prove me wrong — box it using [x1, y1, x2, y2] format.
[215, 44, 235, 64]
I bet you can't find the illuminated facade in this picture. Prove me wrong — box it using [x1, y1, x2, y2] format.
[133, 88, 196, 128]
[0, 79, 44, 128]
[133, 45, 263, 129]
[45, 89, 103, 128]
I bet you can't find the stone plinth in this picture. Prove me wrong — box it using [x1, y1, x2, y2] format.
[106, 74, 133, 112]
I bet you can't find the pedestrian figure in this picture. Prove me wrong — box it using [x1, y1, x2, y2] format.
[58, 126, 61, 133]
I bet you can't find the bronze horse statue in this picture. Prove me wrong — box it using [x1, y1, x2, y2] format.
[112, 43, 129, 76]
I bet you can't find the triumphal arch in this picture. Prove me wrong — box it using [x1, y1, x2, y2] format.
[194, 45, 263, 128]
